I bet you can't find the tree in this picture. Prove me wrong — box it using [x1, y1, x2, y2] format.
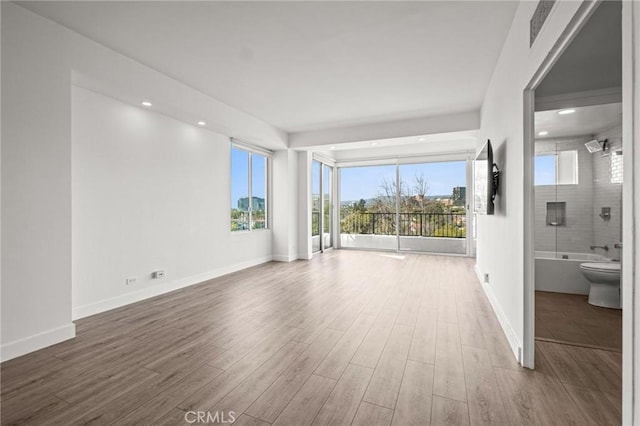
[413, 173, 429, 213]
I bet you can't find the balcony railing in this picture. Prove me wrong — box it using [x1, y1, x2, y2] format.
[231, 211, 266, 231]
[340, 211, 466, 238]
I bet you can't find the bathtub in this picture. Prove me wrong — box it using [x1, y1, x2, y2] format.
[535, 251, 610, 295]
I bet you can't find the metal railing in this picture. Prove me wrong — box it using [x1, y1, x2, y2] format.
[231, 211, 266, 231]
[312, 211, 320, 236]
[340, 211, 466, 238]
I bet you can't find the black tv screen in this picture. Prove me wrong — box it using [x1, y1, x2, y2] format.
[474, 139, 494, 215]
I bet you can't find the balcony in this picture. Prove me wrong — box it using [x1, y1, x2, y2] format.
[339, 211, 467, 253]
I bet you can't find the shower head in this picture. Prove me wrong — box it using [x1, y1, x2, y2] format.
[584, 139, 603, 153]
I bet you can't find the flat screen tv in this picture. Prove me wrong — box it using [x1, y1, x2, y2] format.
[474, 139, 499, 215]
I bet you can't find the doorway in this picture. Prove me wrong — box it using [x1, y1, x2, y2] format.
[523, 1, 627, 419]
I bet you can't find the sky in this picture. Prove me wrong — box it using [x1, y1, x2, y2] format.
[340, 161, 467, 202]
[535, 154, 556, 185]
[231, 148, 266, 209]
[231, 155, 472, 208]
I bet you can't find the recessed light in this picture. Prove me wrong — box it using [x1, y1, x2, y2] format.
[371, 142, 378, 146]
[418, 137, 425, 142]
[330, 146, 337, 150]
[197, 121, 206, 126]
[558, 109, 576, 115]
[538, 131, 548, 136]
[141, 101, 152, 107]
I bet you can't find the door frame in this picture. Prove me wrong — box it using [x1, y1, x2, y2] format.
[311, 155, 336, 254]
[523, 1, 637, 423]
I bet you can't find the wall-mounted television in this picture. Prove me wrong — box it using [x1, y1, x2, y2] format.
[474, 139, 500, 215]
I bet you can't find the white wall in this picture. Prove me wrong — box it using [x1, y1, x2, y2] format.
[296, 151, 313, 260]
[475, 1, 585, 360]
[1, 3, 285, 361]
[2, 3, 75, 360]
[72, 87, 272, 318]
[272, 149, 298, 262]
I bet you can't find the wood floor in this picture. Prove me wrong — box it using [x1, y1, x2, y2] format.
[535, 291, 622, 351]
[1, 250, 621, 425]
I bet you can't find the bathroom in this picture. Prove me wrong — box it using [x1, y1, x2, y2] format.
[534, 102, 622, 351]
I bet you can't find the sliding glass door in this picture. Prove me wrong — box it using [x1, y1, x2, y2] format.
[339, 164, 397, 250]
[323, 164, 333, 249]
[397, 161, 467, 253]
[338, 159, 469, 254]
[312, 160, 334, 253]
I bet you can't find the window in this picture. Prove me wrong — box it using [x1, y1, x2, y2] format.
[535, 150, 578, 185]
[610, 150, 623, 183]
[230, 145, 269, 231]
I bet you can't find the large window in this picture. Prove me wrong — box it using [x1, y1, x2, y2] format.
[230, 145, 269, 231]
[339, 160, 468, 254]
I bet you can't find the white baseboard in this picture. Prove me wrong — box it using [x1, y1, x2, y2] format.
[272, 254, 297, 262]
[297, 252, 312, 260]
[474, 264, 522, 364]
[72, 255, 273, 320]
[1, 323, 76, 362]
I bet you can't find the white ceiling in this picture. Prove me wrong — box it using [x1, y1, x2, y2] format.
[535, 103, 622, 140]
[314, 130, 477, 161]
[18, 1, 518, 133]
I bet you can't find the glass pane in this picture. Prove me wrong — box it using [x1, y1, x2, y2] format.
[251, 154, 267, 229]
[312, 161, 321, 252]
[398, 161, 467, 253]
[339, 164, 397, 250]
[557, 150, 578, 185]
[231, 148, 249, 231]
[535, 155, 556, 185]
[323, 165, 332, 248]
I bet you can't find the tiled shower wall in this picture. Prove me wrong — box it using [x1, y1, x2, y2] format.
[535, 138, 594, 253]
[534, 124, 623, 256]
[593, 125, 623, 260]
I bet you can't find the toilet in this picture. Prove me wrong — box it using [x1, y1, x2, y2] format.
[579, 262, 621, 309]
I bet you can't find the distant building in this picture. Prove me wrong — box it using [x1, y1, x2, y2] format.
[452, 186, 466, 205]
[237, 197, 265, 211]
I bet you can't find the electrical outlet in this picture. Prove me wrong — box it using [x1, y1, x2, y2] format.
[483, 273, 489, 283]
[152, 270, 166, 279]
[125, 277, 136, 286]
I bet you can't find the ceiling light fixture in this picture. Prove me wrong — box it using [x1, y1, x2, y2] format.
[141, 101, 152, 107]
[558, 109, 576, 115]
[371, 142, 378, 146]
[197, 121, 206, 126]
[330, 146, 337, 150]
[418, 137, 425, 142]
[538, 131, 548, 136]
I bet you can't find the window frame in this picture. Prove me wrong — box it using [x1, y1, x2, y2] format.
[230, 141, 272, 233]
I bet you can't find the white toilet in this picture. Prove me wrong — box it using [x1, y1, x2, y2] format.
[579, 262, 621, 309]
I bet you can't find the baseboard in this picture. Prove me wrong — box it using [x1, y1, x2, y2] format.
[72, 255, 273, 320]
[272, 254, 297, 262]
[474, 264, 522, 364]
[1, 323, 76, 362]
[297, 252, 312, 260]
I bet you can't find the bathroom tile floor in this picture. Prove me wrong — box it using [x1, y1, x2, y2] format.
[535, 291, 622, 351]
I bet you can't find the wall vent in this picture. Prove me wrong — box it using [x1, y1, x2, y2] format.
[530, 1, 556, 46]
